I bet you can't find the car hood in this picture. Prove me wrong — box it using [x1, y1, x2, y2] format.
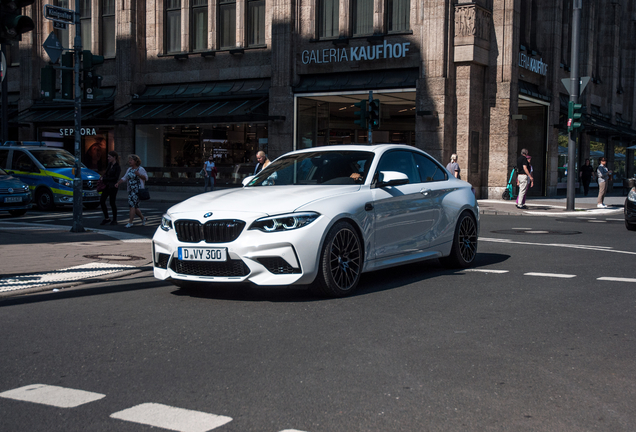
[45, 167, 101, 180]
[0, 175, 29, 189]
[168, 185, 361, 216]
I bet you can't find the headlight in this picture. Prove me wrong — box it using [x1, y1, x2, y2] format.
[628, 188, 636, 203]
[54, 177, 73, 188]
[161, 214, 173, 231]
[249, 212, 320, 232]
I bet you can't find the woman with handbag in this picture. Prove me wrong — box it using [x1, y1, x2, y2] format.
[115, 154, 148, 228]
[99, 151, 121, 225]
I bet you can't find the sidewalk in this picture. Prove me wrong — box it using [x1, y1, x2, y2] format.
[0, 187, 627, 299]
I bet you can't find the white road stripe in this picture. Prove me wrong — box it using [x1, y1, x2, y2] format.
[0, 384, 105, 408]
[598, 277, 636, 283]
[525, 272, 576, 278]
[279, 430, 309, 432]
[480, 237, 636, 255]
[110, 403, 232, 432]
[464, 269, 509, 274]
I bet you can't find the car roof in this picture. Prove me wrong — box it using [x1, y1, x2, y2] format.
[288, 144, 423, 155]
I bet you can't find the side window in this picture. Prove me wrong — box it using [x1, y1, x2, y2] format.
[12, 151, 37, 172]
[0, 150, 8, 168]
[413, 152, 447, 182]
[376, 151, 420, 183]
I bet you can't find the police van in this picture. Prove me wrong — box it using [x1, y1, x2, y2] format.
[0, 142, 101, 211]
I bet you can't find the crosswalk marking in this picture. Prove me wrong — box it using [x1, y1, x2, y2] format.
[524, 272, 576, 278]
[110, 403, 232, 432]
[0, 384, 105, 408]
[464, 269, 509, 274]
[597, 277, 636, 283]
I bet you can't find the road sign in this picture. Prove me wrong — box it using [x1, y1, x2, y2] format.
[42, 32, 64, 64]
[53, 22, 67, 30]
[561, 76, 590, 96]
[43, 4, 75, 24]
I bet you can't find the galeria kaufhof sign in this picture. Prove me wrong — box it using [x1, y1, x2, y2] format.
[302, 42, 411, 64]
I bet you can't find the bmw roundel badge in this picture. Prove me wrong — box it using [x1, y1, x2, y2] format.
[204, 212, 213, 218]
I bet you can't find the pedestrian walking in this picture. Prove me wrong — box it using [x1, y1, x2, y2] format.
[253, 151, 271, 175]
[202, 154, 217, 192]
[596, 157, 612, 208]
[579, 158, 594, 196]
[516, 148, 533, 209]
[115, 154, 148, 228]
[446, 154, 461, 179]
[99, 151, 121, 225]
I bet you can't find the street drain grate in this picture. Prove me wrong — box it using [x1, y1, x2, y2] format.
[83, 254, 146, 261]
[490, 229, 581, 235]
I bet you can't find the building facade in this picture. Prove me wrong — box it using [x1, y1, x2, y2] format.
[3, 0, 636, 196]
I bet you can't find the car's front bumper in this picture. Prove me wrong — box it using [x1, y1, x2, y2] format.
[625, 194, 636, 224]
[152, 213, 332, 286]
[0, 192, 32, 211]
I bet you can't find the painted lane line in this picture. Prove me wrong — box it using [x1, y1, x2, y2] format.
[525, 272, 576, 279]
[598, 277, 636, 283]
[0, 384, 105, 408]
[464, 269, 509, 274]
[110, 403, 232, 432]
[279, 430, 309, 432]
[480, 237, 636, 255]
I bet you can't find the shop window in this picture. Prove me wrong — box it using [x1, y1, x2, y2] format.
[219, 0, 237, 49]
[247, 0, 265, 46]
[191, 0, 208, 51]
[54, 0, 69, 49]
[166, 0, 182, 54]
[102, 0, 116, 57]
[352, 0, 373, 36]
[318, 0, 339, 39]
[386, 0, 409, 33]
[80, 0, 92, 50]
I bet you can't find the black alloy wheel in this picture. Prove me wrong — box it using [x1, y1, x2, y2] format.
[441, 211, 478, 268]
[313, 221, 362, 297]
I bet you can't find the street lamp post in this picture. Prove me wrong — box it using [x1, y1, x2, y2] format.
[566, 0, 582, 212]
[70, 0, 84, 232]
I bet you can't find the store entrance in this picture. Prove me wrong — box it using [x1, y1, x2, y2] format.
[518, 99, 548, 196]
[296, 91, 416, 149]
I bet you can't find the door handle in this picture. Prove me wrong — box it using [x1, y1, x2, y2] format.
[420, 189, 431, 196]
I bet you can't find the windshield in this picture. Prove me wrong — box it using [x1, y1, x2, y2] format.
[30, 149, 86, 169]
[248, 151, 375, 186]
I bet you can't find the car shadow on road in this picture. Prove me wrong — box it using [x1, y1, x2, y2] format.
[170, 253, 511, 302]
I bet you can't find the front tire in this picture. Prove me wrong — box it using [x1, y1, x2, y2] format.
[627, 220, 636, 231]
[441, 211, 478, 268]
[36, 189, 55, 211]
[312, 221, 362, 297]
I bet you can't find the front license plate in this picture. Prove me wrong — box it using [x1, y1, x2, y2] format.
[84, 191, 98, 196]
[178, 247, 227, 262]
[5, 196, 22, 203]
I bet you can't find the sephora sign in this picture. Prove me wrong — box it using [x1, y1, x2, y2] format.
[302, 42, 411, 65]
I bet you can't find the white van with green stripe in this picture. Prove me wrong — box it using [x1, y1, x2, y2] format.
[0, 142, 101, 211]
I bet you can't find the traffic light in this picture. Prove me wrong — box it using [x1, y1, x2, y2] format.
[353, 100, 368, 129]
[61, 51, 73, 99]
[40, 65, 55, 101]
[0, 0, 35, 45]
[82, 50, 104, 100]
[567, 101, 583, 132]
[369, 99, 381, 129]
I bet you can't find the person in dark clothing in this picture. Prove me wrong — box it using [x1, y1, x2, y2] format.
[516, 148, 533, 209]
[579, 158, 594, 196]
[100, 151, 121, 225]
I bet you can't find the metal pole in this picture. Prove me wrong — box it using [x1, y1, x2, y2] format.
[1, 44, 8, 143]
[368, 91, 373, 144]
[566, 0, 582, 211]
[70, 0, 84, 232]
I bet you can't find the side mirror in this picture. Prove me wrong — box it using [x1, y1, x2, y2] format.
[377, 171, 409, 187]
[242, 175, 255, 186]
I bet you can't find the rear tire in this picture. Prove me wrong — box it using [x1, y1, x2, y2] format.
[312, 221, 362, 297]
[441, 211, 478, 268]
[36, 189, 55, 211]
[8, 209, 27, 217]
[502, 189, 511, 200]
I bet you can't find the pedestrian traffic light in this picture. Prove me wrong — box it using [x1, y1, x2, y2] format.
[567, 101, 583, 132]
[40, 65, 55, 101]
[82, 50, 104, 100]
[353, 100, 368, 129]
[0, 0, 35, 45]
[369, 99, 381, 129]
[61, 51, 73, 99]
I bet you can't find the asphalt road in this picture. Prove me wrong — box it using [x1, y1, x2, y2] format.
[1, 214, 635, 432]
